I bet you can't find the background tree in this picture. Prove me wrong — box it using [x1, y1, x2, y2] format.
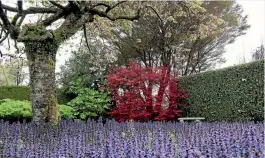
[59, 29, 116, 92]
[0, 53, 27, 85]
[252, 43, 264, 61]
[96, 1, 249, 75]
[0, 62, 11, 85]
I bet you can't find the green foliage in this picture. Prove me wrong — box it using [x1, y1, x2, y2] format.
[22, 24, 46, 37]
[179, 60, 264, 122]
[0, 99, 32, 121]
[0, 86, 30, 101]
[67, 88, 111, 120]
[56, 88, 75, 105]
[59, 104, 76, 119]
[0, 86, 72, 104]
[59, 48, 112, 92]
[0, 99, 75, 121]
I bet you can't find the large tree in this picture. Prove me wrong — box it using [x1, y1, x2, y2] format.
[102, 1, 249, 75]
[0, 0, 155, 124]
[59, 45, 115, 91]
[0, 54, 27, 85]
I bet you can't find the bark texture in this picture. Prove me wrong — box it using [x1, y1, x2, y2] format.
[25, 40, 59, 124]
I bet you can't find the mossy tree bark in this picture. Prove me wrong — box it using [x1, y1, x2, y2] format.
[25, 41, 59, 124]
[16, 24, 61, 125]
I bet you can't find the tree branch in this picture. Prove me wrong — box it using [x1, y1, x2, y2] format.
[36, 14, 44, 23]
[90, 8, 141, 21]
[2, 3, 59, 14]
[106, 1, 126, 13]
[40, 4, 72, 26]
[17, 14, 25, 26]
[0, 23, 3, 38]
[0, 1, 11, 29]
[68, 1, 80, 10]
[183, 38, 200, 75]
[40, 10, 66, 26]
[45, 2, 142, 44]
[91, 3, 110, 9]
[83, 24, 96, 58]
[11, 14, 20, 25]
[190, 41, 219, 74]
[53, 12, 92, 42]
[48, 1, 66, 10]
[1, 2, 22, 40]
[17, 0, 23, 16]
[7, 35, 10, 49]
[0, 31, 8, 44]
[145, 5, 162, 22]
[14, 40, 19, 53]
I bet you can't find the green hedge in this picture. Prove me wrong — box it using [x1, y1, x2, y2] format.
[0, 86, 72, 104]
[0, 86, 30, 101]
[179, 60, 264, 122]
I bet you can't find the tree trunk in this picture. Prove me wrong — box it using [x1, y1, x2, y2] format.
[24, 40, 59, 125]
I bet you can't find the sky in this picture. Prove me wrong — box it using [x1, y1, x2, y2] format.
[0, 0, 264, 73]
[218, 0, 265, 69]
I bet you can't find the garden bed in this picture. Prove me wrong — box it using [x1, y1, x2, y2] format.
[0, 119, 264, 157]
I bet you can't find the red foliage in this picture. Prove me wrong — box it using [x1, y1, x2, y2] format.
[107, 62, 188, 122]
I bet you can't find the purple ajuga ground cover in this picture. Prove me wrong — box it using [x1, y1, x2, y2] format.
[0, 119, 264, 158]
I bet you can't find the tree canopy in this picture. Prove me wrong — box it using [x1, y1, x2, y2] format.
[82, 1, 249, 75]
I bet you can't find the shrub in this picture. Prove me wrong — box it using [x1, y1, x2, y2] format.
[0, 99, 32, 121]
[59, 104, 76, 119]
[56, 88, 75, 105]
[0, 86, 73, 104]
[179, 60, 264, 122]
[0, 99, 75, 121]
[67, 88, 111, 120]
[107, 62, 188, 122]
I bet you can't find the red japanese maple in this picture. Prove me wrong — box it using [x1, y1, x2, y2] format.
[107, 62, 188, 122]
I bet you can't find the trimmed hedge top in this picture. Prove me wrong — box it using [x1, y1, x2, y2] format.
[0, 86, 30, 101]
[0, 86, 72, 105]
[179, 60, 264, 122]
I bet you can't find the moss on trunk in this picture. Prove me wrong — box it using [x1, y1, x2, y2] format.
[24, 39, 59, 125]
